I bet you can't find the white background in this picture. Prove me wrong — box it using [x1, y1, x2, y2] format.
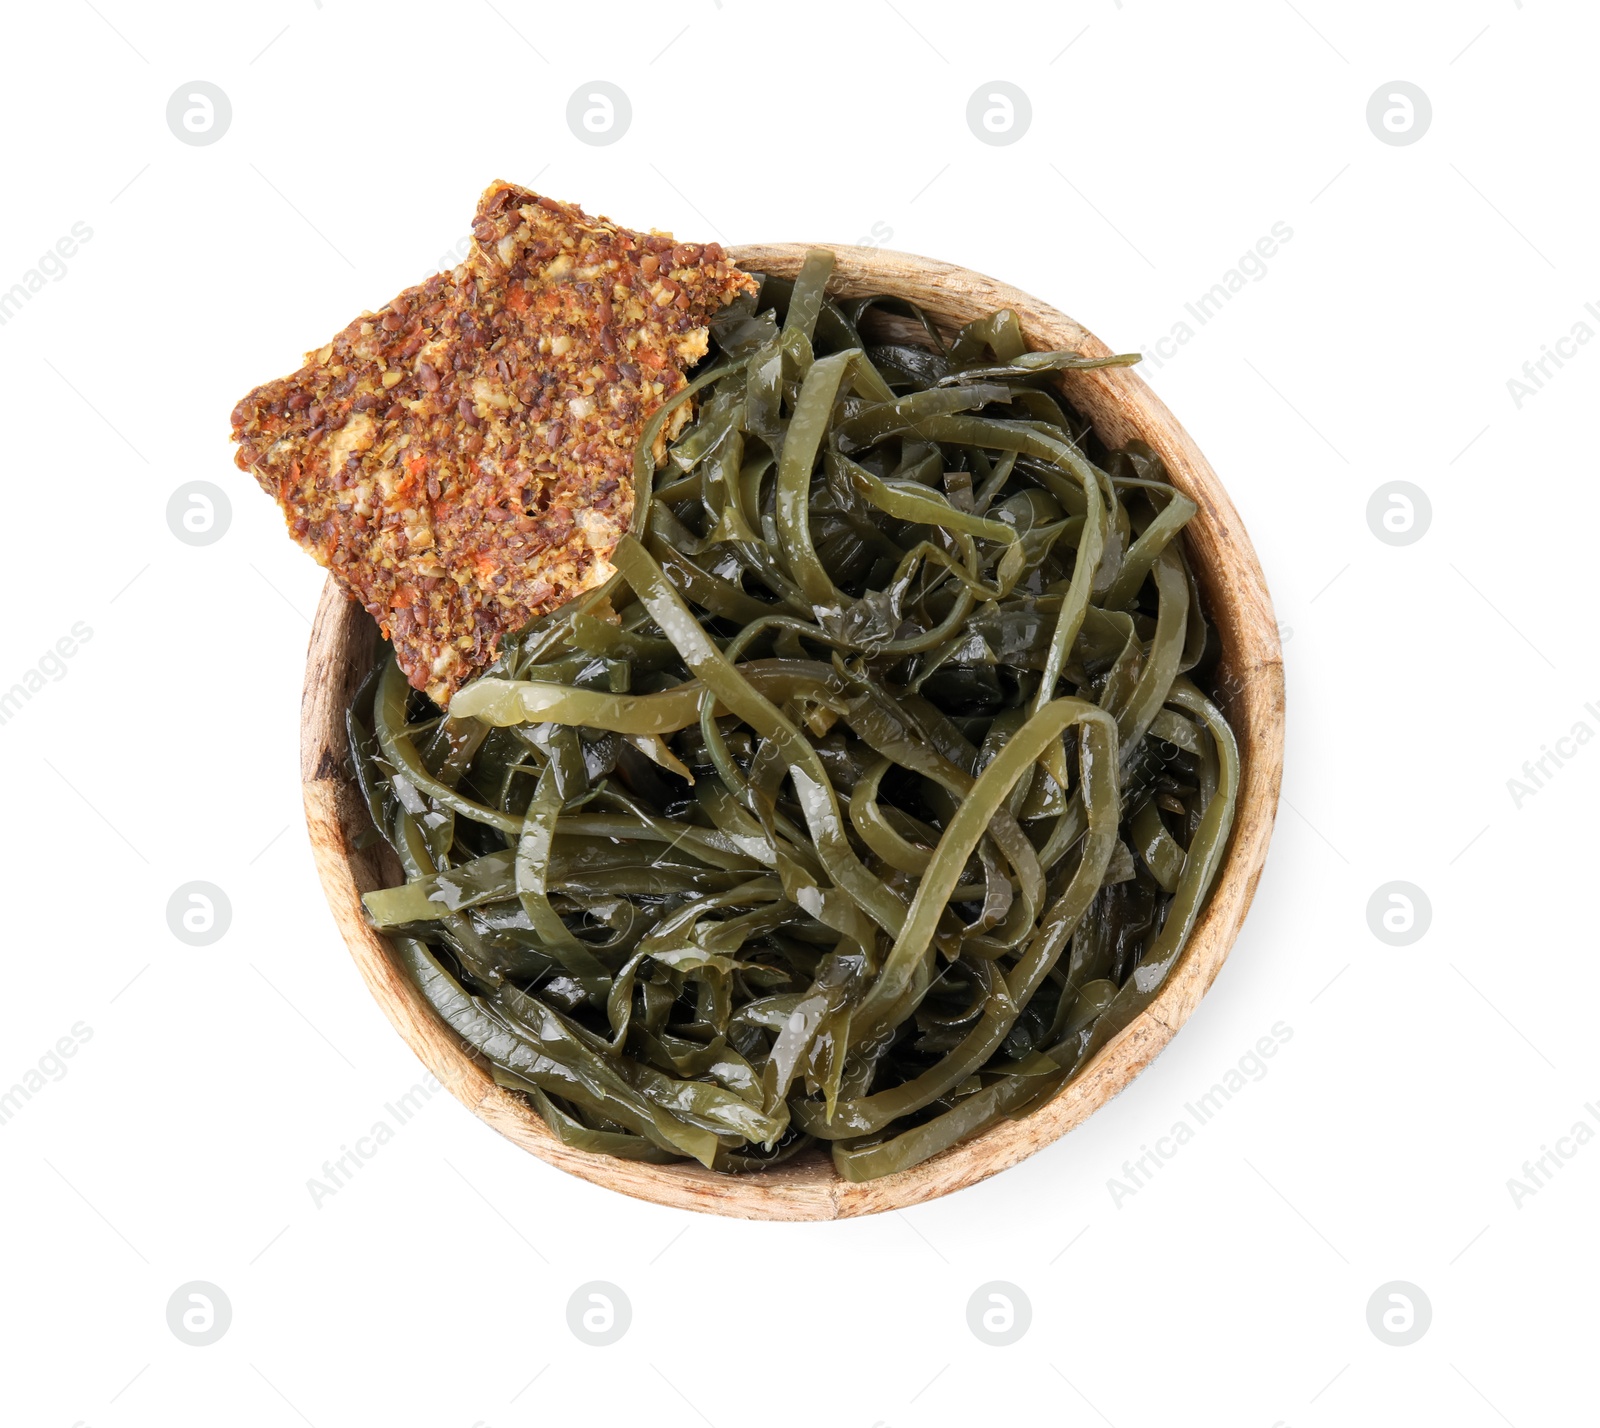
[2, 1, 1594, 1423]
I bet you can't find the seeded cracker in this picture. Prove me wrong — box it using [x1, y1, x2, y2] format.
[231, 181, 756, 704]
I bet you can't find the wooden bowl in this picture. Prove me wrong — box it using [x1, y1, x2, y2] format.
[301, 244, 1285, 1220]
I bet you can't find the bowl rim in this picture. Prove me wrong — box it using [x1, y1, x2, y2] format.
[299, 242, 1285, 1221]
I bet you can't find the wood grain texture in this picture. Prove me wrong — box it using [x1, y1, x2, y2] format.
[300, 244, 1286, 1220]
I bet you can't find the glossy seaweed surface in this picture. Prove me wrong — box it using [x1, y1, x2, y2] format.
[349, 251, 1240, 1181]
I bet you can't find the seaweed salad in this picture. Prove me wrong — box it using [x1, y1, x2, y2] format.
[348, 250, 1240, 1182]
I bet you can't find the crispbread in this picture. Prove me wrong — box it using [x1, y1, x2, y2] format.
[232, 181, 755, 703]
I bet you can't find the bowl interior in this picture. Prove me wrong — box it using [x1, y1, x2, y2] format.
[300, 243, 1284, 1220]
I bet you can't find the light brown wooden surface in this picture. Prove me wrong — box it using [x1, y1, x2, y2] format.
[300, 244, 1286, 1220]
